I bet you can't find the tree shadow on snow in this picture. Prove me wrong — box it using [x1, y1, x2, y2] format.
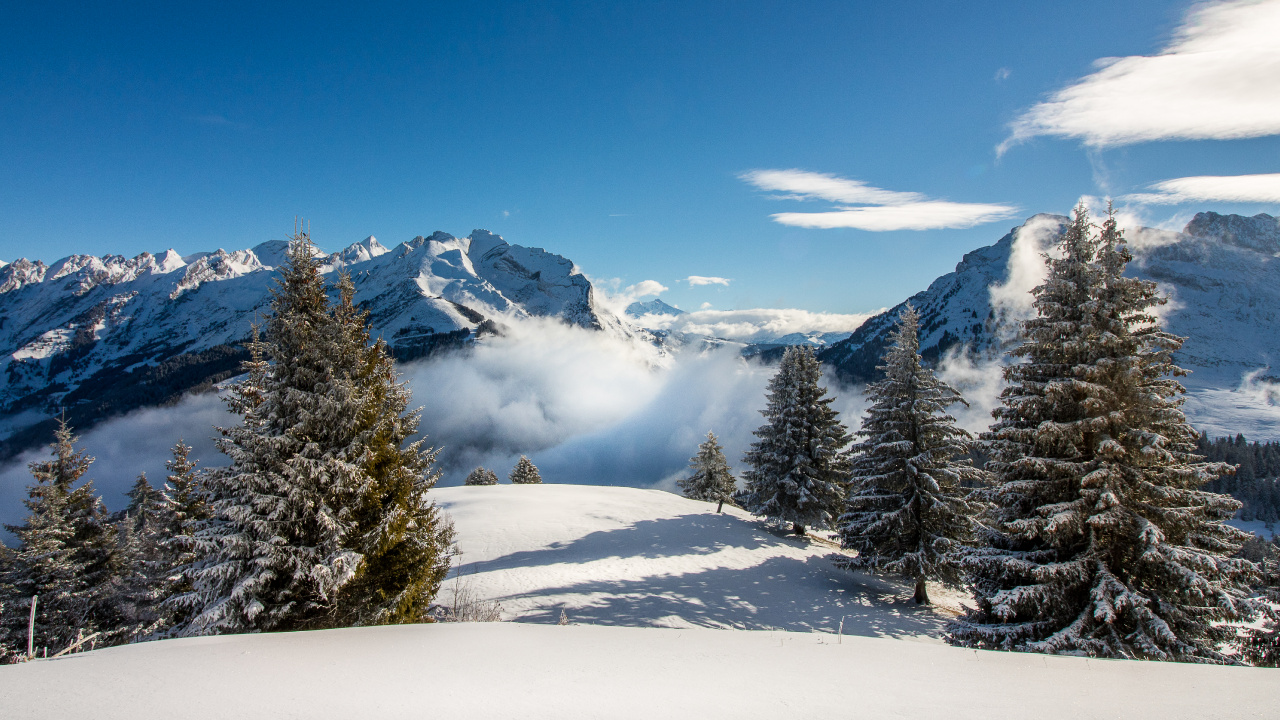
[453, 512, 949, 640]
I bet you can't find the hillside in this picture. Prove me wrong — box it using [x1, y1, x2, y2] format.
[0, 484, 1272, 720]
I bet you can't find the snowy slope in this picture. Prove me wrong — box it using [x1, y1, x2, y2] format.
[1, 484, 1273, 720]
[436, 484, 957, 636]
[820, 212, 1280, 439]
[0, 231, 618, 458]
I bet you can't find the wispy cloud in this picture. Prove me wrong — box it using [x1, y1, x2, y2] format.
[636, 307, 876, 343]
[685, 275, 731, 287]
[994, 67, 1011, 82]
[741, 169, 1018, 231]
[1001, 0, 1280, 152]
[1123, 173, 1280, 204]
[741, 169, 922, 205]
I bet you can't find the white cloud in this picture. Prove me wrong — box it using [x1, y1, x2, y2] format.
[994, 67, 1012, 82]
[1002, 0, 1280, 151]
[627, 279, 669, 297]
[988, 214, 1065, 341]
[584, 275, 669, 317]
[770, 201, 1020, 231]
[740, 169, 923, 205]
[637, 307, 876, 343]
[741, 169, 1018, 231]
[686, 275, 731, 287]
[1123, 173, 1280, 205]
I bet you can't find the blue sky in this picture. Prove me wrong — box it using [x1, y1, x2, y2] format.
[2, 0, 1278, 314]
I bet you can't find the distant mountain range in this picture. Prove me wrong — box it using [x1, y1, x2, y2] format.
[0, 230, 621, 459]
[3, 211, 1278, 459]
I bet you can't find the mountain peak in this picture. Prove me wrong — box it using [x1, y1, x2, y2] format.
[1184, 212, 1280, 254]
[467, 229, 508, 258]
[625, 298, 684, 318]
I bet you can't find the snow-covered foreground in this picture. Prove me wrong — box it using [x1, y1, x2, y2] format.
[1, 484, 1273, 719]
[2, 622, 1274, 720]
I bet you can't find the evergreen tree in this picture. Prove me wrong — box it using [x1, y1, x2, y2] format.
[327, 271, 454, 627]
[679, 432, 737, 512]
[509, 456, 542, 484]
[0, 420, 121, 655]
[178, 234, 453, 634]
[465, 467, 500, 486]
[949, 205, 1263, 662]
[839, 306, 984, 604]
[739, 345, 852, 536]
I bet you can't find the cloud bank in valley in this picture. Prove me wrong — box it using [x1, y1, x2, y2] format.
[741, 169, 1018, 231]
[1001, 0, 1280, 151]
[0, 316, 872, 536]
[0, 393, 235, 539]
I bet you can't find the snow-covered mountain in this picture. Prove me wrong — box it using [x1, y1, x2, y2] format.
[0, 230, 620, 459]
[624, 298, 685, 318]
[819, 212, 1280, 438]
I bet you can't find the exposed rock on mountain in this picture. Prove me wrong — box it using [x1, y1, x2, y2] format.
[0, 230, 616, 459]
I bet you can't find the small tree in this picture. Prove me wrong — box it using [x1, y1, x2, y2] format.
[509, 456, 542, 484]
[465, 467, 500, 486]
[679, 432, 737, 512]
[838, 305, 984, 604]
[739, 346, 851, 535]
[949, 205, 1263, 662]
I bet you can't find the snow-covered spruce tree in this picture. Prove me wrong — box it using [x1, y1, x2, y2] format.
[509, 456, 543, 484]
[839, 305, 984, 605]
[159, 442, 206, 584]
[739, 345, 852, 536]
[0, 420, 123, 655]
[679, 431, 737, 512]
[327, 271, 454, 627]
[465, 467, 500, 486]
[949, 205, 1263, 662]
[179, 235, 453, 634]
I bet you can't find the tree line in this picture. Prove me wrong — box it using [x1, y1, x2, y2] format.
[1198, 434, 1280, 524]
[680, 205, 1277, 665]
[0, 234, 455, 661]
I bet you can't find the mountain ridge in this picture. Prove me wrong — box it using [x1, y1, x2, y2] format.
[0, 230, 618, 459]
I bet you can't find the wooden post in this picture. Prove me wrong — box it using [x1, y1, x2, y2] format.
[27, 595, 37, 660]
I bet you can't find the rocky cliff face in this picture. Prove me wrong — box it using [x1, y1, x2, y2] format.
[0, 229, 618, 458]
